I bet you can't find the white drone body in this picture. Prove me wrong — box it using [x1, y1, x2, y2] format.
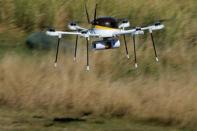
[46, 3, 165, 70]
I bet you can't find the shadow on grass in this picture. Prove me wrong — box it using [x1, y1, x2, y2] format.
[53, 117, 86, 123]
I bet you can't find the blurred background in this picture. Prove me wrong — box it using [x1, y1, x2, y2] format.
[0, 0, 196, 130]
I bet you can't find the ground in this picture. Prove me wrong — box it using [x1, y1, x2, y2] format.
[0, 106, 195, 131]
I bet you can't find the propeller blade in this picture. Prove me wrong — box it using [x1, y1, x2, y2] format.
[150, 33, 159, 62]
[157, 18, 170, 23]
[69, 20, 86, 25]
[123, 35, 129, 59]
[54, 36, 61, 67]
[84, 1, 90, 24]
[48, 28, 55, 32]
[74, 35, 78, 61]
[141, 18, 170, 27]
[41, 26, 56, 32]
[118, 18, 129, 23]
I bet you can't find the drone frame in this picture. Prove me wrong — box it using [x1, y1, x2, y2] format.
[46, 2, 165, 71]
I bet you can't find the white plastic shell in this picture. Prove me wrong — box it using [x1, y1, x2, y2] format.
[46, 31, 59, 36]
[119, 22, 130, 29]
[150, 24, 165, 31]
[68, 25, 77, 30]
[134, 30, 144, 35]
[93, 39, 120, 50]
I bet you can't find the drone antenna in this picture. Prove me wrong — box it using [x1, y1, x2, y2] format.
[85, 1, 90, 24]
[94, 3, 98, 23]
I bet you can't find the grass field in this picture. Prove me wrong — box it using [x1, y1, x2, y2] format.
[0, 106, 196, 131]
[0, 0, 197, 130]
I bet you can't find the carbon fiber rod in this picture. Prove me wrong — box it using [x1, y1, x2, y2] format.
[74, 35, 78, 61]
[54, 37, 61, 67]
[132, 35, 138, 68]
[123, 34, 129, 59]
[86, 38, 90, 71]
[150, 32, 159, 62]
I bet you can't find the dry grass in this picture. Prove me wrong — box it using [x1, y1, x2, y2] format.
[0, 51, 196, 127]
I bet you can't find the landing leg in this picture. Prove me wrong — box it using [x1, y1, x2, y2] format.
[86, 38, 90, 71]
[150, 33, 159, 62]
[123, 34, 129, 59]
[132, 35, 138, 68]
[54, 36, 61, 67]
[74, 35, 78, 61]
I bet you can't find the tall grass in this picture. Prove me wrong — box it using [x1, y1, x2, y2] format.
[1, 0, 197, 35]
[0, 53, 196, 127]
[0, 0, 196, 128]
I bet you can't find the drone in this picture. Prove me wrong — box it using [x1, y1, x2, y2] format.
[46, 3, 165, 70]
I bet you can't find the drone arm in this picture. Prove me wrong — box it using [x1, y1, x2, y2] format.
[141, 24, 165, 32]
[46, 31, 81, 37]
[114, 23, 165, 36]
[46, 30, 100, 38]
[113, 29, 135, 36]
[113, 27, 145, 37]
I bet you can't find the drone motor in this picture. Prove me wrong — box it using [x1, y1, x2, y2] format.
[119, 19, 130, 29]
[68, 22, 78, 30]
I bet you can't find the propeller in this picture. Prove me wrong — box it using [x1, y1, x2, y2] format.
[118, 18, 129, 23]
[41, 26, 56, 32]
[141, 18, 170, 27]
[68, 20, 85, 25]
[154, 21, 162, 26]
[48, 28, 55, 32]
